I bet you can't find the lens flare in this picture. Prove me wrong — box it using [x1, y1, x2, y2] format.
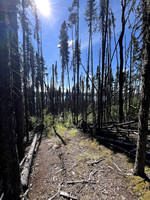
[35, 0, 51, 17]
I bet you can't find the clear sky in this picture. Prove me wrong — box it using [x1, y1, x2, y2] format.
[35, 0, 133, 86]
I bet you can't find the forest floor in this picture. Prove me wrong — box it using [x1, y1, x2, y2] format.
[28, 126, 150, 200]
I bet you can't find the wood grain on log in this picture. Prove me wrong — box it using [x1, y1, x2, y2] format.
[21, 133, 38, 190]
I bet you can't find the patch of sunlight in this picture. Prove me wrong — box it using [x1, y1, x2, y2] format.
[128, 176, 149, 198]
[55, 123, 67, 134]
[85, 151, 99, 160]
[105, 157, 113, 166]
[79, 140, 86, 146]
[89, 139, 99, 151]
[69, 128, 78, 137]
[142, 191, 150, 200]
[145, 166, 150, 175]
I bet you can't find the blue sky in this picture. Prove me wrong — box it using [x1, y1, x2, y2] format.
[35, 0, 133, 86]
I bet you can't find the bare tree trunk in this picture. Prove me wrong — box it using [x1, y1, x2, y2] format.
[30, 46, 35, 116]
[97, 51, 101, 130]
[134, 0, 150, 176]
[41, 56, 44, 123]
[62, 66, 64, 120]
[76, 0, 80, 124]
[0, 1, 22, 198]
[129, 35, 133, 121]
[52, 64, 55, 124]
[100, 0, 109, 127]
[86, 34, 90, 124]
[91, 24, 96, 135]
[8, 0, 24, 161]
[22, 0, 29, 141]
[124, 35, 128, 121]
[119, 0, 126, 123]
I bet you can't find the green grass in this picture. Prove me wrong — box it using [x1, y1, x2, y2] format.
[69, 128, 78, 137]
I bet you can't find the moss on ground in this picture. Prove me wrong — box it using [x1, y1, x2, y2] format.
[128, 175, 150, 199]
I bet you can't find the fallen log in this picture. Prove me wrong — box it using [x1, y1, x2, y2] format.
[34, 133, 42, 154]
[105, 121, 135, 129]
[116, 127, 138, 133]
[53, 126, 66, 145]
[95, 136, 135, 147]
[48, 183, 62, 200]
[21, 133, 38, 190]
[103, 141, 150, 165]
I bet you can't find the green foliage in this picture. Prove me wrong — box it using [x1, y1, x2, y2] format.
[59, 20, 70, 67]
[29, 116, 44, 133]
[111, 105, 119, 121]
[127, 98, 139, 120]
[69, 128, 78, 136]
[43, 110, 53, 128]
[43, 109, 75, 137]
[55, 123, 67, 134]
[64, 112, 73, 127]
[85, 0, 97, 26]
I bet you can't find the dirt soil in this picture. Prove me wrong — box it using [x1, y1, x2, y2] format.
[28, 127, 139, 200]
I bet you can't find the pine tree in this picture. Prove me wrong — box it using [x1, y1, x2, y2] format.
[68, 12, 77, 124]
[59, 21, 70, 120]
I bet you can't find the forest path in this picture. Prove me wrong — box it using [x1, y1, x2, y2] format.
[28, 127, 139, 200]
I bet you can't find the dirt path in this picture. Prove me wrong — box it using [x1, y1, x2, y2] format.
[28, 128, 139, 200]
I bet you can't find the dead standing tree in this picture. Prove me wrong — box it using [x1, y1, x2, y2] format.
[134, 0, 150, 176]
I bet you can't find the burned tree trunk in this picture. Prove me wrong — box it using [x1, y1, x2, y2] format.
[119, 0, 126, 123]
[0, 1, 22, 199]
[134, 0, 150, 176]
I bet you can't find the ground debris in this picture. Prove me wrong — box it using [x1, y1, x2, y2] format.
[28, 128, 139, 200]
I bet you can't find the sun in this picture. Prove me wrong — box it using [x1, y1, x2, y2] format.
[35, 0, 51, 17]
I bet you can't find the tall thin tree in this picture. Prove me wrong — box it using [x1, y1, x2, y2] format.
[0, 1, 22, 198]
[134, 0, 150, 176]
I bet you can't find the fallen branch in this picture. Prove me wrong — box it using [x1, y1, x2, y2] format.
[21, 189, 29, 200]
[55, 168, 64, 175]
[67, 180, 96, 184]
[113, 163, 122, 172]
[21, 133, 38, 190]
[53, 126, 66, 145]
[48, 183, 62, 200]
[60, 191, 78, 200]
[108, 166, 124, 177]
[90, 158, 103, 166]
[0, 193, 4, 200]
[20, 155, 27, 167]
[34, 134, 42, 154]
[88, 170, 98, 181]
